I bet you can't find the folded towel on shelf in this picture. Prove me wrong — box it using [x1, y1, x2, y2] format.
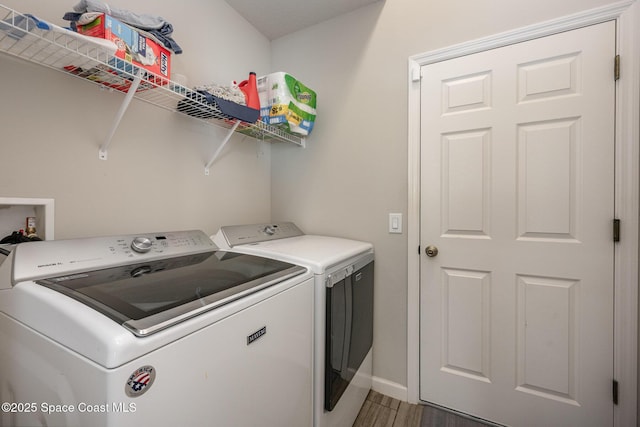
[67, 1, 182, 54]
[72, 0, 164, 29]
[62, 11, 102, 26]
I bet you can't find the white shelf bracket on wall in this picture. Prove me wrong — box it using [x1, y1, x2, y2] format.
[204, 120, 241, 175]
[98, 69, 143, 160]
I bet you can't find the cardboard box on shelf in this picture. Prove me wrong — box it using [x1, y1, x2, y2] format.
[76, 14, 171, 84]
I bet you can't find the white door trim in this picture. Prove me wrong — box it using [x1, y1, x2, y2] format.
[406, 2, 639, 426]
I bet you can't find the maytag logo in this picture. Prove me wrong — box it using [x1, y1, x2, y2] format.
[247, 326, 266, 345]
[160, 52, 169, 76]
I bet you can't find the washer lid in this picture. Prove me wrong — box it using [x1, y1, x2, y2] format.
[222, 235, 373, 274]
[214, 223, 374, 273]
[36, 250, 305, 336]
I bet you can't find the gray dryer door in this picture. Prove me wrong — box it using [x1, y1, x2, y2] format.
[325, 256, 374, 411]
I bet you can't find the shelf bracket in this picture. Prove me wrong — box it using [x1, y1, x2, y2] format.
[99, 69, 143, 160]
[204, 121, 241, 175]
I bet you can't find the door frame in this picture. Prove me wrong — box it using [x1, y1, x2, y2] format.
[406, 1, 639, 426]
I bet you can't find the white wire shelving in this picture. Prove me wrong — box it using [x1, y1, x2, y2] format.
[0, 4, 305, 172]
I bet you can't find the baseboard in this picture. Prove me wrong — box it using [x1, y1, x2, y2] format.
[372, 376, 408, 402]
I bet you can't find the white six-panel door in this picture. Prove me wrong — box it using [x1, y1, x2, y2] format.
[419, 21, 615, 426]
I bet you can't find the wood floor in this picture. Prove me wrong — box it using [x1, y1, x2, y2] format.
[353, 390, 422, 427]
[353, 390, 497, 427]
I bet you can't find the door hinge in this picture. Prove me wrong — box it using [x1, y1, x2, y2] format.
[614, 55, 620, 81]
[613, 218, 621, 242]
[613, 379, 619, 405]
[418, 245, 421, 255]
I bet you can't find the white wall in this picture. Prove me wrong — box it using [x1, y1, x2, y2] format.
[270, 0, 621, 391]
[0, 0, 273, 239]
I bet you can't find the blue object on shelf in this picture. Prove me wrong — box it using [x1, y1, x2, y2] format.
[177, 90, 259, 123]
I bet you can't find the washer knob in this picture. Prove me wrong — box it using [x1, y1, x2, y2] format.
[131, 236, 153, 253]
[263, 226, 276, 235]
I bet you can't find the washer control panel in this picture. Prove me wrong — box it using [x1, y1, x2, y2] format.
[217, 222, 304, 247]
[11, 230, 215, 284]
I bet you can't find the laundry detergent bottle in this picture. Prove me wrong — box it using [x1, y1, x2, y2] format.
[238, 72, 260, 111]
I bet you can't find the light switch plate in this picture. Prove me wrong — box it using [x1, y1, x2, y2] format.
[389, 213, 403, 234]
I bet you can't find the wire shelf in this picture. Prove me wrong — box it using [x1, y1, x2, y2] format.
[0, 4, 306, 148]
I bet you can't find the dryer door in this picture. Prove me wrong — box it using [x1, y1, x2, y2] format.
[325, 258, 374, 411]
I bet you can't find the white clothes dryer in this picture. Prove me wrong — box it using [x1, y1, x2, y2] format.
[213, 222, 374, 427]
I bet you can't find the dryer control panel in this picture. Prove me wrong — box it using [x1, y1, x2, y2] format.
[216, 222, 304, 247]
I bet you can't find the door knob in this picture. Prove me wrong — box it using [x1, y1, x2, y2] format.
[425, 245, 438, 257]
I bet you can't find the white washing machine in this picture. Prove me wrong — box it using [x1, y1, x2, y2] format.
[213, 222, 374, 427]
[0, 230, 314, 427]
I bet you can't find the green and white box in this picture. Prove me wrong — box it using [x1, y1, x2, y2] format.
[258, 72, 317, 136]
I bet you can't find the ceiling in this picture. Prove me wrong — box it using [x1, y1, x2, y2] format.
[225, 0, 382, 40]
